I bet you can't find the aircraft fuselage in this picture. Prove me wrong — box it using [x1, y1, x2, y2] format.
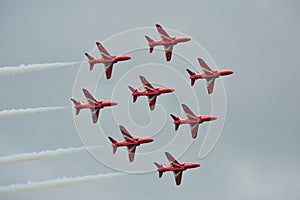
[74, 101, 118, 110]
[149, 37, 191, 47]
[113, 138, 154, 147]
[174, 116, 217, 125]
[132, 88, 174, 97]
[89, 55, 131, 65]
[190, 70, 233, 80]
[157, 162, 200, 172]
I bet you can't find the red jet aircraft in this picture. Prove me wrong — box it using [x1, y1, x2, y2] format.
[128, 75, 174, 111]
[71, 88, 118, 123]
[186, 58, 233, 94]
[145, 24, 191, 62]
[84, 42, 131, 79]
[108, 125, 154, 162]
[170, 104, 217, 139]
[154, 152, 200, 185]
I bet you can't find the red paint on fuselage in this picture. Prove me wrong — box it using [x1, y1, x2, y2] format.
[88, 55, 131, 65]
[112, 138, 154, 148]
[73, 101, 118, 110]
[132, 88, 174, 97]
[157, 162, 200, 173]
[173, 116, 217, 125]
[189, 70, 233, 80]
[147, 37, 191, 48]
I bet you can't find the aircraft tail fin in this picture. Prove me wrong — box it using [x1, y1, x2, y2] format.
[170, 114, 179, 121]
[71, 98, 80, 105]
[71, 98, 81, 115]
[108, 136, 117, 144]
[170, 114, 180, 131]
[154, 162, 164, 178]
[186, 69, 196, 86]
[154, 162, 162, 168]
[145, 36, 154, 53]
[84, 53, 94, 61]
[108, 137, 118, 154]
[128, 86, 135, 92]
[128, 86, 138, 102]
[186, 69, 195, 76]
[145, 35, 154, 42]
[84, 53, 95, 70]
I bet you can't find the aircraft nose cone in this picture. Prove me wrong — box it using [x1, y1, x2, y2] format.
[194, 164, 201, 168]
[211, 116, 217, 121]
[165, 88, 175, 93]
[229, 70, 234, 75]
[124, 56, 131, 60]
[148, 138, 154, 142]
[111, 102, 118, 106]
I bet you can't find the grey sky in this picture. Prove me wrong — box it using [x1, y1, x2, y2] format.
[0, 0, 299, 199]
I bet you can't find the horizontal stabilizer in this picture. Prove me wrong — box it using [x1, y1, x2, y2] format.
[159, 171, 163, 178]
[175, 123, 180, 131]
[149, 46, 154, 53]
[108, 137, 118, 154]
[71, 99, 81, 115]
[133, 96, 138, 103]
[89, 63, 94, 71]
[191, 78, 195, 86]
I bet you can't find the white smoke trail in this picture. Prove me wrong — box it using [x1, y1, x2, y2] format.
[0, 106, 66, 117]
[0, 146, 104, 165]
[0, 172, 126, 195]
[0, 62, 79, 76]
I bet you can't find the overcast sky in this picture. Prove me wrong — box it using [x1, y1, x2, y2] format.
[0, 0, 300, 199]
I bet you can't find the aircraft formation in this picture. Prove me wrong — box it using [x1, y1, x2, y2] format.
[71, 24, 233, 185]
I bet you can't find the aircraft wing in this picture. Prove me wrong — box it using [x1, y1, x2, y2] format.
[155, 24, 171, 41]
[139, 76, 155, 92]
[164, 44, 173, 62]
[119, 125, 135, 142]
[206, 77, 216, 94]
[148, 95, 157, 111]
[82, 88, 98, 104]
[164, 152, 181, 168]
[189, 122, 199, 139]
[104, 62, 114, 79]
[173, 170, 183, 185]
[181, 104, 198, 120]
[198, 58, 214, 76]
[127, 145, 137, 162]
[96, 42, 112, 59]
[91, 108, 100, 123]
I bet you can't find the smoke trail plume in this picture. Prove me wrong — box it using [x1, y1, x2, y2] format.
[0, 172, 125, 195]
[0, 62, 79, 76]
[0, 106, 66, 117]
[0, 146, 103, 165]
